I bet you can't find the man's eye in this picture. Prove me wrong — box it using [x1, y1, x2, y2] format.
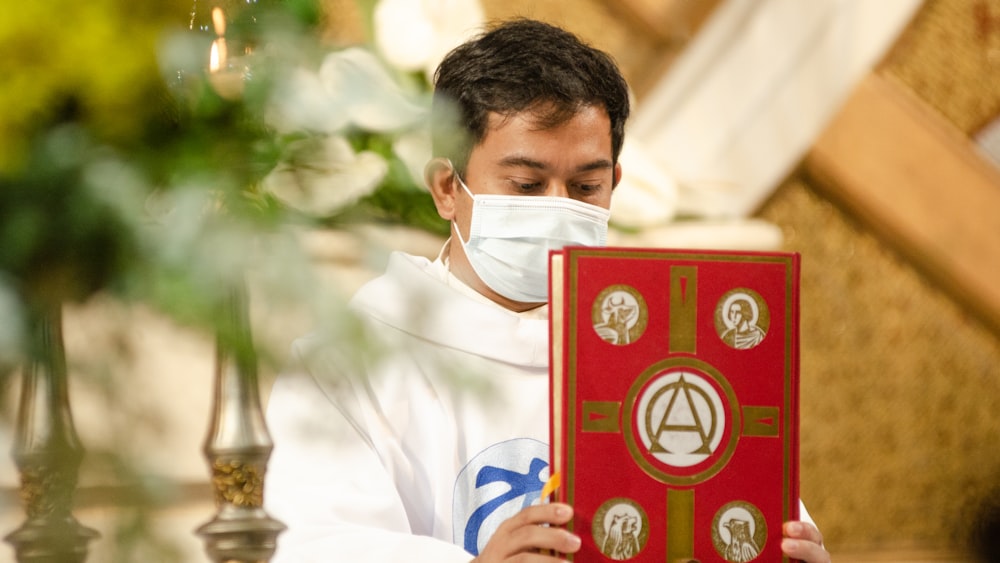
[575, 184, 603, 195]
[512, 181, 543, 193]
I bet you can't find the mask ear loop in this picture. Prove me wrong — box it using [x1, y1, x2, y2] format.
[446, 159, 476, 249]
[448, 161, 476, 201]
[439, 159, 473, 267]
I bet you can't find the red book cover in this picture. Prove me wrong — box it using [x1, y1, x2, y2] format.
[549, 246, 799, 562]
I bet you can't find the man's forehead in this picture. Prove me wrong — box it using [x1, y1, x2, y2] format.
[466, 105, 616, 178]
[483, 110, 542, 134]
[484, 103, 606, 133]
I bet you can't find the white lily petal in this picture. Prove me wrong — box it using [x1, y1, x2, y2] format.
[263, 166, 309, 208]
[264, 136, 389, 216]
[305, 150, 388, 214]
[319, 135, 358, 165]
[319, 48, 427, 132]
[421, 0, 485, 79]
[318, 48, 379, 102]
[268, 68, 349, 134]
[392, 128, 433, 188]
[374, 0, 436, 71]
[352, 96, 426, 132]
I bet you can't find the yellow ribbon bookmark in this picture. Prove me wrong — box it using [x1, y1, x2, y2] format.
[540, 471, 561, 501]
[538, 472, 564, 557]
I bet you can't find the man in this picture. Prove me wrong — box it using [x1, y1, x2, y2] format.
[265, 18, 829, 562]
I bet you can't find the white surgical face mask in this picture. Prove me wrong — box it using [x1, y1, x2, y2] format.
[452, 172, 610, 303]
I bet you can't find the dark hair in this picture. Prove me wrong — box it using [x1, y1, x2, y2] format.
[431, 18, 630, 173]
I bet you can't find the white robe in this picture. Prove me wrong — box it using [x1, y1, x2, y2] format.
[265, 251, 551, 561]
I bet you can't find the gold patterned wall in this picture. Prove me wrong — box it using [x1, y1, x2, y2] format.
[760, 0, 1000, 556]
[882, 0, 1000, 134]
[759, 178, 1000, 556]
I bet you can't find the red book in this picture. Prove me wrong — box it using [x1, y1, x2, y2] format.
[549, 246, 799, 562]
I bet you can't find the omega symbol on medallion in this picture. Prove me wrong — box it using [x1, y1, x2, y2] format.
[636, 371, 724, 467]
[624, 359, 740, 485]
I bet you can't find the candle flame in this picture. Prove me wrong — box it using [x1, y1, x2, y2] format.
[212, 7, 226, 36]
[209, 38, 227, 73]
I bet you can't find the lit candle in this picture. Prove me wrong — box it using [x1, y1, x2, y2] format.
[207, 7, 244, 99]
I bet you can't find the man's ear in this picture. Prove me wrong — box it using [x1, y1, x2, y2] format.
[612, 162, 623, 189]
[425, 157, 458, 220]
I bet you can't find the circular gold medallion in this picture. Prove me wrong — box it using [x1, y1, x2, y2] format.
[711, 500, 767, 562]
[714, 288, 770, 350]
[623, 358, 740, 485]
[591, 497, 649, 560]
[591, 284, 648, 346]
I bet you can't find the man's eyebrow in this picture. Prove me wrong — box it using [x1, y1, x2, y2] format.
[576, 159, 614, 173]
[497, 156, 614, 173]
[498, 156, 547, 170]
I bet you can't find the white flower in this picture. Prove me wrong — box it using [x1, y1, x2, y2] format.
[392, 127, 432, 188]
[267, 47, 426, 134]
[610, 139, 679, 229]
[374, 0, 485, 79]
[318, 47, 427, 133]
[267, 67, 351, 134]
[264, 136, 389, 216]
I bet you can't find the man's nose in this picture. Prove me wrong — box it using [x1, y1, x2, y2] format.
[545, 182, 570, 198]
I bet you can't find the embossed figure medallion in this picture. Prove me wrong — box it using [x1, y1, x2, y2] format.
[715, 288, 770, 350]
[711, 501, 768, 562]
[591, 498, 649, 560]
[592, 284, 648, 345]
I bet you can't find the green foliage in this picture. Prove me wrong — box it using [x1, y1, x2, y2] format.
[0, 129, 141, 305]
[341, 129, 448, 236]
[0, 0, 444, 358]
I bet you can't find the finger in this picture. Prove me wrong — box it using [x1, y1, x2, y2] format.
[505, 503, 575, 528]
[506, 552, 575, 563]
[476, 504, 575, 560]
[507, 524, 581, 556]
[781, 537, 830, 563]
[490, 504, 578, 559]
[783, 521, 824, 545]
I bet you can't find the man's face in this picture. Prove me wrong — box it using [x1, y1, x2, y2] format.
[453, 104, 618, 239]
[437, 104, 619, 311]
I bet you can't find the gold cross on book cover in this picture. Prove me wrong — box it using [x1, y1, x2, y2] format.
[548, 246, 800, 562]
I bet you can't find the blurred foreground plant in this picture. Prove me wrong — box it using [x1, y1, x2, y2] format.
[0, 0, 456, 370]
[0, 1, 465, 560]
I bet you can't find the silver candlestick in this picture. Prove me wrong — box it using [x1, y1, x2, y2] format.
[197, 286, 285, 562]
[4, 305, 99, 562]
